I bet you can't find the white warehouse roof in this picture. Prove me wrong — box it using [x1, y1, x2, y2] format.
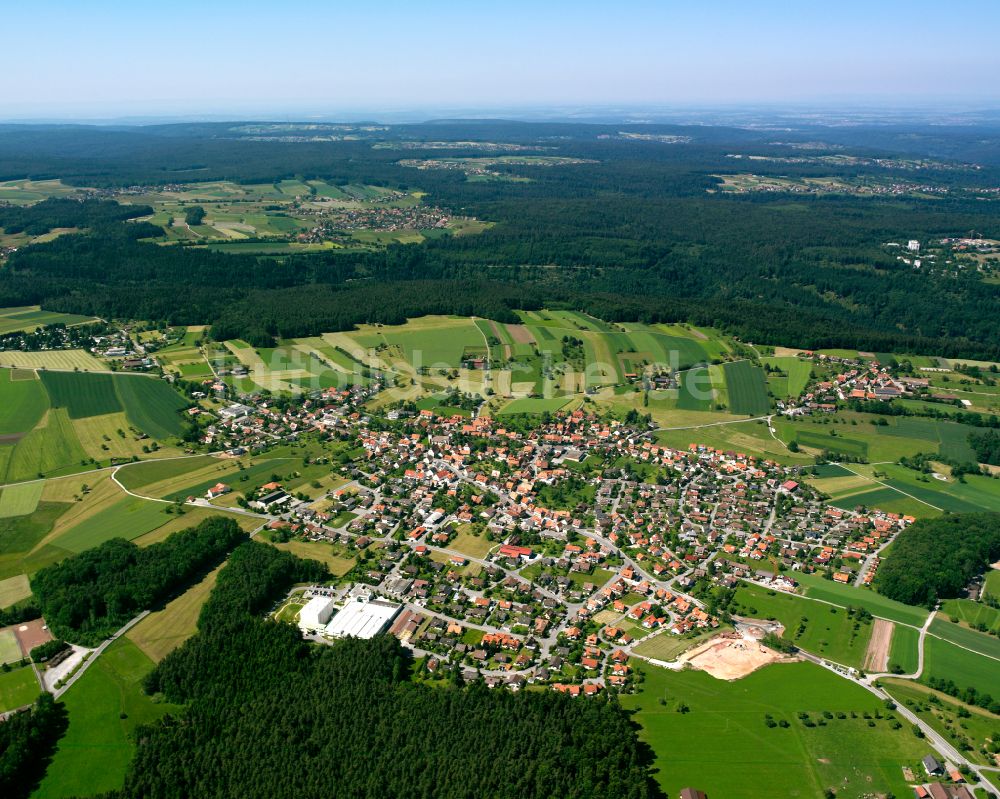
[325, 597, 401, 639]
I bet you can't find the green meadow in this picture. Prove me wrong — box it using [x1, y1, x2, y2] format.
[621, 661, 933, 799]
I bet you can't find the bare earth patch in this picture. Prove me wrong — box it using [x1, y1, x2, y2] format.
[506, 324, 535, 345]
[12, 618, 53, 655]
[680, 632, 793, 680]
[863, 618, 893, 672]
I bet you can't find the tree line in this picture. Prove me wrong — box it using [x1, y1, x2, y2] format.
[30, 516, 247, 645]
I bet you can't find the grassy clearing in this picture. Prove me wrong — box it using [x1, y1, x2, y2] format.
[263, 537, 356, 576]
[126, 562, 223, 662]
[941, 598, 1000, 632]
[0, 481, 44, 517]
[448, 525, 494, 559]
[733, 583, 873, 668]
[621, 661, 933, 799]
[32, 638, 182, 799]
[0, 666, 39, 712]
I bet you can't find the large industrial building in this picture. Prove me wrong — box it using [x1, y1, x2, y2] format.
[298, 596, 336, 632]
[324, 596, 401, 639]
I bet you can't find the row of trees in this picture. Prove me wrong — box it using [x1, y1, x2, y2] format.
[874, 513, 1000, 607]
[30, 517, 247, 645]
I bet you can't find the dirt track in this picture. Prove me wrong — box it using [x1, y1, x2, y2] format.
[863, 619, 893, 672]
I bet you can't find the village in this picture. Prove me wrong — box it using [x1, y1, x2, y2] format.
[190, 382, 917, 695]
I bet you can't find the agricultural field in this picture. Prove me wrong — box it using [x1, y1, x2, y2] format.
[0, 349, 105, 371]
[928, 617, 1000, 661]
[921, 634, 1000, 701]
[888, 623, 921, 674]
[620, 661, 933, 799]
[0, 501, 72, 581]
[761, 356, 813, 399]
[0, 368, 48, 436]
[0, 481, 44, 518]
[0, 574, 31, 607]
[125, 562, 224, 662]
[31, 638, 183, 799]
[723, 360, 771, 415]
[733, 582, 873, 668]
[632, 626, 720, 661]
[51, 496, 174, 553]
[0, 306, 97, 335]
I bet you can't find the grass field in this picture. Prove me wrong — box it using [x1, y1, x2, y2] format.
[921, 634, 1000, 700]
[0, 501, 71, 580]
[52, 496, 172, 553]
[929, 616, 1000, 661]
[723, 360, 770, 415]
[882, 678, 1000, 767]
[447, 525, 494, 559]
[0, 574, 31, 607]
[941, 598, 1000, 632]
[0, 368, 48, 435]
[0, 409, 90, 484]
[793, 571, 929, 628]
[32, 638, 183, 799]
[126, 562, 223, 662]
[620, 661, 932, 799]
[985, 570, 1000, 602]
[761, 356, 812, 398]
[0, 666, 39, 712]
[733, 583, 873, 668]
[0, 481, 44, 518]
[263, 537, 355, 576]
[114, 454, 218, 492]
[0, 628, 22, 664]
[888, 623, 920, 674]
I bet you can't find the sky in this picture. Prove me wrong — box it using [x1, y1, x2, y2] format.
[3, 0, 1000, 120]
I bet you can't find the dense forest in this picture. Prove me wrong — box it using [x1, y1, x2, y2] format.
[0, 694, 67, 799]
[1, 122, 1000, 357]
[874, 513, 1000, 607]
[30, 516, 247, 645]
[100, 541, 660, 799]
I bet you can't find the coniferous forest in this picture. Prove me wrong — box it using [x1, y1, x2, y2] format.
[1, 122, 1000, 357]
[99, 541, 660, 799]
[874, 512, 1000, 607]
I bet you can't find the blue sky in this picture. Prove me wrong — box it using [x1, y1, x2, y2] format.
[4, 0, 999, 118]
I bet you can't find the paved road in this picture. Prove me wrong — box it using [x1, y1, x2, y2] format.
[52, 610, 150, 700]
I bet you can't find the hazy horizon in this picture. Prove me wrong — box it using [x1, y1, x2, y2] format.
[4, 0, 1000, 120]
